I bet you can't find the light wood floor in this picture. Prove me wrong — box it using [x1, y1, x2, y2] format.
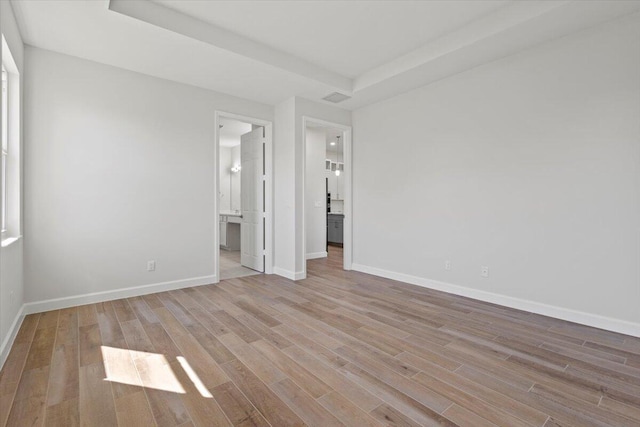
[219, 250, 261, 281]
[2, 247, 640, 426]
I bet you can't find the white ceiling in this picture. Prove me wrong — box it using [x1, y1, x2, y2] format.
[10, 0, 324, 105]
[219, 118, 252, 148]
[11, 0, 640, 110]
[152, 0, 509, 78]
[324, 127, 343, 155]
[308, 124, 343, 154]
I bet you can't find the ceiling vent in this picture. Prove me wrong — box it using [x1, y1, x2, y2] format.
[322, 92, 351, 103]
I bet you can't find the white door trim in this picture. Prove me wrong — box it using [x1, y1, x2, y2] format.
[301, 116, 353, 278]
[214, 111, 274, 282]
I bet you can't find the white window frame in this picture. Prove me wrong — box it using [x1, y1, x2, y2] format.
[1, 66, 7, 235]
[1, 34, 20, 246]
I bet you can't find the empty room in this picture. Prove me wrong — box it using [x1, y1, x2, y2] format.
[1, 1, 639, 426]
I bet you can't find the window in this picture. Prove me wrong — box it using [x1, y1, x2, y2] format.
[1, 66, 7, 233]
[1, 35, 20, 243]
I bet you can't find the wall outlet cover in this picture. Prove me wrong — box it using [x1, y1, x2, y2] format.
[481, 266, 489, 278]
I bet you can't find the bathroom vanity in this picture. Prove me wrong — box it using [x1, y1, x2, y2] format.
[220, 212, 241, 251]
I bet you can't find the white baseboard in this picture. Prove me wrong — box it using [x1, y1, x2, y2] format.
[0, 304, 25, 370]
[23, 274, 218, 315]
[351, 263, 640, 338]
[273, 267, 306, 281]
[306, 251, 328, 260]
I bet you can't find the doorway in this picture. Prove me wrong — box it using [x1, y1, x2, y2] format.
[302, 117, 352, 277]
[215, 112, 273, 282]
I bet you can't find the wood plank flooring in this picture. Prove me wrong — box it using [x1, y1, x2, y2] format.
[2, 247, 640, 426]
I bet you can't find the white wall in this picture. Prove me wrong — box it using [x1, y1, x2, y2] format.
[230, 145, 241, 211]
[24, 47, 272, 307]
[0, 0, 25, 367]
[352, 14, 640, 333]
[219, 146, 231, 212]
[305, 127, 326, 258]
[220, 145, 241, 213]
[274, 97, 351, 279]
[273, 97, 296, 277]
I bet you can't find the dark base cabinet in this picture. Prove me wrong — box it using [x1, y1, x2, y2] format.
[327, 214, 344, 245]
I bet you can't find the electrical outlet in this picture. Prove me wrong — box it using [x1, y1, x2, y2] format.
[481, 266, 489, 278]
[445, 260, 451, 271]
[147, 260, 156, 272]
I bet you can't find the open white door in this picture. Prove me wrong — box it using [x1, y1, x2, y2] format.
[240, 127, 265, 272]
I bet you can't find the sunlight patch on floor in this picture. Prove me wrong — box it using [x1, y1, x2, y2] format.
[177, 356, 213, 398]
[101, 346, 186, 394]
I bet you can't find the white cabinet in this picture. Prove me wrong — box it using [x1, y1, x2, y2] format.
[325, 158, 344, 200]
[220, 214, 241, 251]
[219, 220, 227, 247]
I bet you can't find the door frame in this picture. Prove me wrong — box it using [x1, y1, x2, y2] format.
[301, 116, 353, 276]
[214, 111, 274, 282]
